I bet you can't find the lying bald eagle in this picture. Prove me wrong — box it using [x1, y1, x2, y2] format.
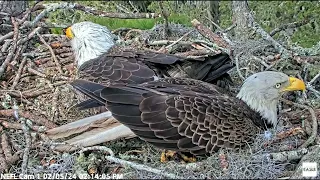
[70, 71, 306, 155]
[65, 21, 234, 88]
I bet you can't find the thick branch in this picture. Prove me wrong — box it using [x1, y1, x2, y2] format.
[270, 19, 310, 37]
[31, 2, 161, 27]
[191, 19, 231, 50]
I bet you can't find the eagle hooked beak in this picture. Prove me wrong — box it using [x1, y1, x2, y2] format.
[64, 27, 74, 39]
[282, 77, 306, 92]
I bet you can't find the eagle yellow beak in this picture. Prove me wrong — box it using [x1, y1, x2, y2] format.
[65, 27, 74, 39]
[282, 77, 306, 92]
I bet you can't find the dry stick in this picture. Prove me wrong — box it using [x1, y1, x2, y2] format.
[0, 32, 14, 44]
[165, 30, 194, 50]
[191, 19, 231, 50]
[280, 98, 318, 148]
[0, 109, 56, 129]
[37, 33, 64, 74]
[269, 19, 309, 37]
[10, 57, 28, 90]
[0, 128, 9, 173]
[17, 27, 42, 46]
[1, 120, 22, 130]
[0, 17, 19, 78]
[309, 73, 320, 85]
[1, 133, 13, 163]
[235, 52, 245, 80]
[247, 12, 291, 57]
[254, 148, 309, 163]
[205, 16, 224, 32]
[105, 156, 184, 179]
[21, 117, 31, 175]
[223, 24, 236, 33]
[32, 3, 160, 25]
[26, 67, 47, 78]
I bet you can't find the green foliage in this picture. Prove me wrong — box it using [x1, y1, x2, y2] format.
[249, 1, 320, 47]
[39, 1, 319, 47]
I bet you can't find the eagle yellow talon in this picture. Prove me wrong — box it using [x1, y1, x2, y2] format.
[160, 150, 196, 163]
[180, 154, 197, 163]
[160, 150, 177, 163]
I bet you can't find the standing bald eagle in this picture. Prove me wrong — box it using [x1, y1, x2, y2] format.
[65, 21, 234, 88]
[70, 71, 306, 155]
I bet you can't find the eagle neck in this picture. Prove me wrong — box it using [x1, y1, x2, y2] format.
[236, 89, 278, 128]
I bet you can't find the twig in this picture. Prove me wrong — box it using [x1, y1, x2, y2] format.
[191, 19, 230, 50]
[205, 16, 223, 32]
[280, 98, 318, 148]
[80, 146, 114, 157]
[10, 57, 28, 90]
[263, 148, 308, 162]
[0, 128, 9, 173]
[0, 17, 19, 78]
[0, 32, 14, 44]
[17, 26, 42, 45]
[31, 3, 160, 27]
[223, 24, 236, 33]
[1, 120, 22, 130]
[247, 12, 291, 57]
[251, 55, 274, 70]
[174, 49, 211, 57]
[105, 156, 184, 179]
[269, 19, 309, 37]
[165, 30, 194, 50]
[0, 109, 57, 129]
[51, 87, 60, 122]
[26, 65, 46, 76]
[235, 52, 245, 80]
[37, 33, 64, 74]
[309, 72, 320, 85]
[21, 117, 31, 175]
[148, 40, 192, 46]
[1, 133, 13, 164]
[21, 81, 67, 98]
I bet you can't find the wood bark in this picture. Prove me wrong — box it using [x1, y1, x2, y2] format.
[231, 0, 251, 41]
[207, 0, 220, 31]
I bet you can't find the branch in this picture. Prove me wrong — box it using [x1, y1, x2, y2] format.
[31, 2, 161, 27]
[281, 98, 318, 148]
[105, 156, 184, 179]
[21, 117, 31, 175]
[0, 109, 56, 128]
[37, 33, 64, 74]
[0, 17, 19, 78]
[247, 12, 291, 57]
[270, 19, 310, 37]
[191, 19, 231, 51]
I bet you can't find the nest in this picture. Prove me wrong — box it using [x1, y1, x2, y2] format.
[0, 4, 319, 179]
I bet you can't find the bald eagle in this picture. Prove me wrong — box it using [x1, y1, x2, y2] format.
[65, 21, 234, 88]
[70, 71, 306, 155]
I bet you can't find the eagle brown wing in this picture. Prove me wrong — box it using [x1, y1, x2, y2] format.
[70, 78, 265, 155]
[78, 45, 234, 88]
[78, 50, 156, 85]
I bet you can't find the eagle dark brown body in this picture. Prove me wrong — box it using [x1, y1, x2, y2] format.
[71, 78, 268, 155]
[78, 45, 234, 87]
[76, 45, 234, 110]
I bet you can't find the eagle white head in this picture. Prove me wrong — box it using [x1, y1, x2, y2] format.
[65, 21, 115, 67]
[236, 71, 306, 127]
